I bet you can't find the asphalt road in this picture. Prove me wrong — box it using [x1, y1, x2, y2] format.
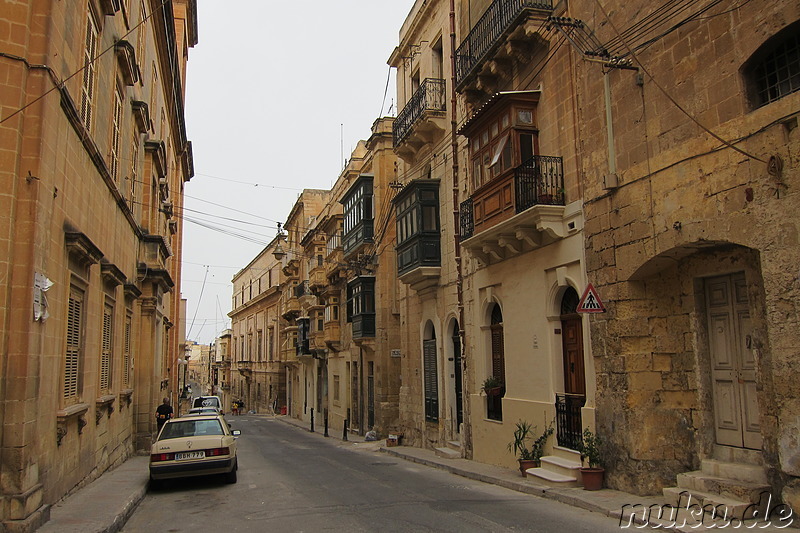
[123, 416, 624, 532]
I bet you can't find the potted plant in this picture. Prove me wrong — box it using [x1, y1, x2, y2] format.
[507, 420, 554, 477]
[577, 428, 604, 490]
[482, 376, 504, 396]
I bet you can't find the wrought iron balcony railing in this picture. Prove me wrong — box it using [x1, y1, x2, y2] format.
[459, 155, 563, 240]
[459, 197, 474, 241]
[514, 155, 564, 213]
[455, 0, 554, 86]
[555, 393, 585, 450]
[393, 78, 447, 147]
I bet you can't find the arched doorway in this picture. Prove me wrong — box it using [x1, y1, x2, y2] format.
[556, 287, 585, 450]
[423, 322, 438, 422]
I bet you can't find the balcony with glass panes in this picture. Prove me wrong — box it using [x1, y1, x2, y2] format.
[393, 179, 441, 293]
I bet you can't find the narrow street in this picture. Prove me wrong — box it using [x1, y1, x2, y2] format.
[123, 416, 623, 532]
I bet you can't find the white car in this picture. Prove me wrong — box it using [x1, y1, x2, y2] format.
[149, 414, 240, 488]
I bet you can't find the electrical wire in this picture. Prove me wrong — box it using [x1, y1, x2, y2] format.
[591, 0, 766, 163]
[0, 0, 170, 125]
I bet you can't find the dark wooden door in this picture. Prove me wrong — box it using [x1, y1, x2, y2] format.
[562, 317, 585, 396]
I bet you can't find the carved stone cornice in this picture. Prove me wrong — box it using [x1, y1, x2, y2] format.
[145, 139, 167, 179]
[65, 231, 103, 266]
[100, 261, 126, 286]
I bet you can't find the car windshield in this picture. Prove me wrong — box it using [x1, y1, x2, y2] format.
[159, 419, 224, 440]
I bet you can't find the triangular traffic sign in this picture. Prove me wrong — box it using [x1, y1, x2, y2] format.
[577, 283, 606, 313]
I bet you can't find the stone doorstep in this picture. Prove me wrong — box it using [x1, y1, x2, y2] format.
[525, 466, 579, 487]
[540, 454, 583, 476]
[676, 471, 772, 503]
[434, 446, 461, 460]
[700, 459, 768, 485]
[446, 440, 462, 452]
[663, 486, 757, 520]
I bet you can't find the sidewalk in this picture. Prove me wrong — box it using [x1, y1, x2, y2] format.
[35, 414, 794, 532]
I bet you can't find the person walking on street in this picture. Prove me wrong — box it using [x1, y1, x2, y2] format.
[231, 400, 239, 416]
[155, 397, 173, 432]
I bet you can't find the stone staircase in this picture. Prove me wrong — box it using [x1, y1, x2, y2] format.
[663, 456, 771, 520]
[525, 446, 583, 487]
[434, 439, 462, 459]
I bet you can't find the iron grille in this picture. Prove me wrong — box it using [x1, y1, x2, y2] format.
[514, 155, 564, 212]
[455, 0, 554, 86]
[393, 78, 447, 147]
[459, 198, 474, 240]
[555, 393, 585, 450]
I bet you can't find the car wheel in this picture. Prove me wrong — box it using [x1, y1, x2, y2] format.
[226, 461, 238, 484]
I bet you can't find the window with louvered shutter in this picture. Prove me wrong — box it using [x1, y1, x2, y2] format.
[423, 339, 438, 422]
[110, 87, 123, 181]
[123, 313, 131, 386]
[65, 287, 84, 402]
[80, 8, 98, 128]
[100, 303, 113, 392]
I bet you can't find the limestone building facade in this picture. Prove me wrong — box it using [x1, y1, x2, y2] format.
[229, 237, 286, 414]
[0, 0, 196, 529]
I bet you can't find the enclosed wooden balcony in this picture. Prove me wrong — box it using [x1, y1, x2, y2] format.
[460, 155, 575, 266]
[309, 266, 327, 293]
[393, 78, 447, 162]
[324, 321, 341, 351]
[455, 0, 555, 104]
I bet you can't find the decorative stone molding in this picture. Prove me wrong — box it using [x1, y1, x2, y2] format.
[95, 394, 116, 423]
[114, 40, 139, 85]
[131, 100, 151, 133]
[56, 402, 90, 445]
[100, 261, 126, 286]
[124, 282, 141, 300]
[145, 140, 167, 179]
[181, 140, 194, 182]
[65, 231, 104, 266]
[119, 389, 134, 409]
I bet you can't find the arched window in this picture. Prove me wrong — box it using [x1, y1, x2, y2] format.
[743, 21, 800, 109]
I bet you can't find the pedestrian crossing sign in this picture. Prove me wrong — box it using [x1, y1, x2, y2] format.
[577, 283, 606, 313]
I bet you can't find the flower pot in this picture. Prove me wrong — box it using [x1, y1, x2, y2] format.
[518, 459, 540, 477]
[485, 386, 503, 396]
[580, 467, 604, 490]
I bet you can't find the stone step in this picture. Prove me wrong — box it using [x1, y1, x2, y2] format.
[539, 455, 583, 478]
[434, 446, 460, 460]
[700, 459, 768, 485]
[446, 440, 462, 452]
[551, 445, 582, 462]
[525, 466, 579, 486]
[676, 471, 771, 504]
[663, 487, 761, 520]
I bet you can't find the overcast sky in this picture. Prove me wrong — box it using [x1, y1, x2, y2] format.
[182, 1, 416, 345]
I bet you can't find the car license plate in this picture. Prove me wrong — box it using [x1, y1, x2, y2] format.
[175, 451, 205, 460]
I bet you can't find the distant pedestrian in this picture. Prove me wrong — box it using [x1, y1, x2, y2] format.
[155, 397, 173, 432]
[238, 399, 245, 415]
[231, 400, 239, 416]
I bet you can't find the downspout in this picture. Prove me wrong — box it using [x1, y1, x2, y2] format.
[449, 0, 470, 456]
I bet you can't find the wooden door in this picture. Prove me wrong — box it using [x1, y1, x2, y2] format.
[562, 317, 585, 396]
[706, 273, 761, 449]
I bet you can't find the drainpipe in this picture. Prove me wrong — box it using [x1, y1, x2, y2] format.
[603, 71, 618, 189]
[449, 0, 470, 455]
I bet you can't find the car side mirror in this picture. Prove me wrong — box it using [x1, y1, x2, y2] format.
[232, 430, 241, 437]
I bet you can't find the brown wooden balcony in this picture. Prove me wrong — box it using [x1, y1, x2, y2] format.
[460, 155, 575, 265]
[455, 0, 555, 103]
[393, 78, 447, 162]
[280, 294, 300, 319]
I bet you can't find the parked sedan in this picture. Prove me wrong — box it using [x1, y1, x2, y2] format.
[149, 414, 240, 489]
